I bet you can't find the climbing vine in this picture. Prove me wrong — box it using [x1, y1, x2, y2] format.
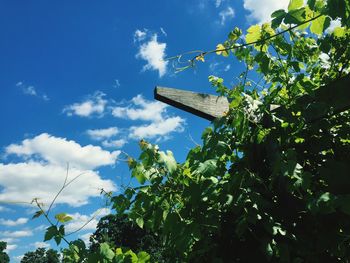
[35, 0, 350, 262]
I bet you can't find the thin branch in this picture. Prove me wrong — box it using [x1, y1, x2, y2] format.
[168, 14, 322, 69]
[47, 163, 69, 216]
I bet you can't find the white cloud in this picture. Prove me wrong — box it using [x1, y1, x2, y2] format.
[326, 18, 342, 34]
[130, 116, 184, 139]
[33, 241, 50, 249]
[63, 91, 107, 117]
[6, 133, 120, 170]
[112, 95, 185, 140]
[86, 127, 119, 141]
[243, 0, 289, 24]
[134, 29, 147, 42]
[65, 208, 111, 233]
[102, 139, 127, 148]
[136, 34, 168, 77]
[219, 6, 235, 25]
[0, 217, 28, 227]
[1, 134, 117, 207]
[0, 230, 33, 238]
[112, 95, 167, 122]
[0, 163, 116, 207]
[5, 244, 18, 252]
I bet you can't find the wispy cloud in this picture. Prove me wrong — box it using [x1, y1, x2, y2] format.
[102, 139, 127, 148]
[209, 61, 231, 73]
[63, 91, 107, 118]
[33, 241, 50, 249]
[160, 27, 167, 37]
[135, 30, 168, 77]
[0, 230, 33, 238]
[215, 0, 224, 8]
[134, 29, 148, 42]
[16, 81, 49, 101]
[243, 0, 289, 24]
[86, 127, 119, 141]
[113, 79, 120, 88]
[219, 6, 235, 25]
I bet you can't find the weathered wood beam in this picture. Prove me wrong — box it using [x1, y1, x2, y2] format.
[154, 74, 350, 122]
[154, 86, 229, 121]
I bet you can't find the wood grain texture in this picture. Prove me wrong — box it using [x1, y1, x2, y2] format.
[154, 86, 229, 121]
[154, 74, 350, 122]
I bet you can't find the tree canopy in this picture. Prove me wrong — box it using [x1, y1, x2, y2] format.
[36, 0, 350, 262]
[0, 241, 10, 263]
[21, 247, 60, 263]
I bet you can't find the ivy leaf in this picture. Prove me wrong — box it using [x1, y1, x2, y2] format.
[44, 225, 58, 242]
[288, 0, 304, 11]
[310, 15, 330, 35]
[55, 213, 73, 223]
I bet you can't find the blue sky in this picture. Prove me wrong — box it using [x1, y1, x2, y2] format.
[0, 0, 290, 261]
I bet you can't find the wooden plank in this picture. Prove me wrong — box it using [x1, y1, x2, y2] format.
[154, 74, 350, 122]
[154, 86, 229, 121]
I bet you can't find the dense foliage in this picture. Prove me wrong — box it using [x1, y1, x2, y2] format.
[89, 214, 165, 261]
[0, 241, 10, 263]
[21, 247, 60, 263]
[36, 0, 350, 262]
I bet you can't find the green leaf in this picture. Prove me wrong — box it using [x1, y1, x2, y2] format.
[32, 210, 44, 219]
[100, 242, 115, 260]
[310, 15, 330, 35]
[216, 44, 229, 57]
[136, 217, 144, 229]
[55, 213, 73, 223]
[333, 27, 346, 37]
[288, 0, 303, 11]
[158, 150, 177, 174]
[132, 163, 146, 184]
[271, 9, 286, 28]
[284, 8, 306, 24]
[44, 226, 58, 242]
[195, 159, 217, 177]
[246, 25, 261, 44]
[137, 251, 150, 262]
